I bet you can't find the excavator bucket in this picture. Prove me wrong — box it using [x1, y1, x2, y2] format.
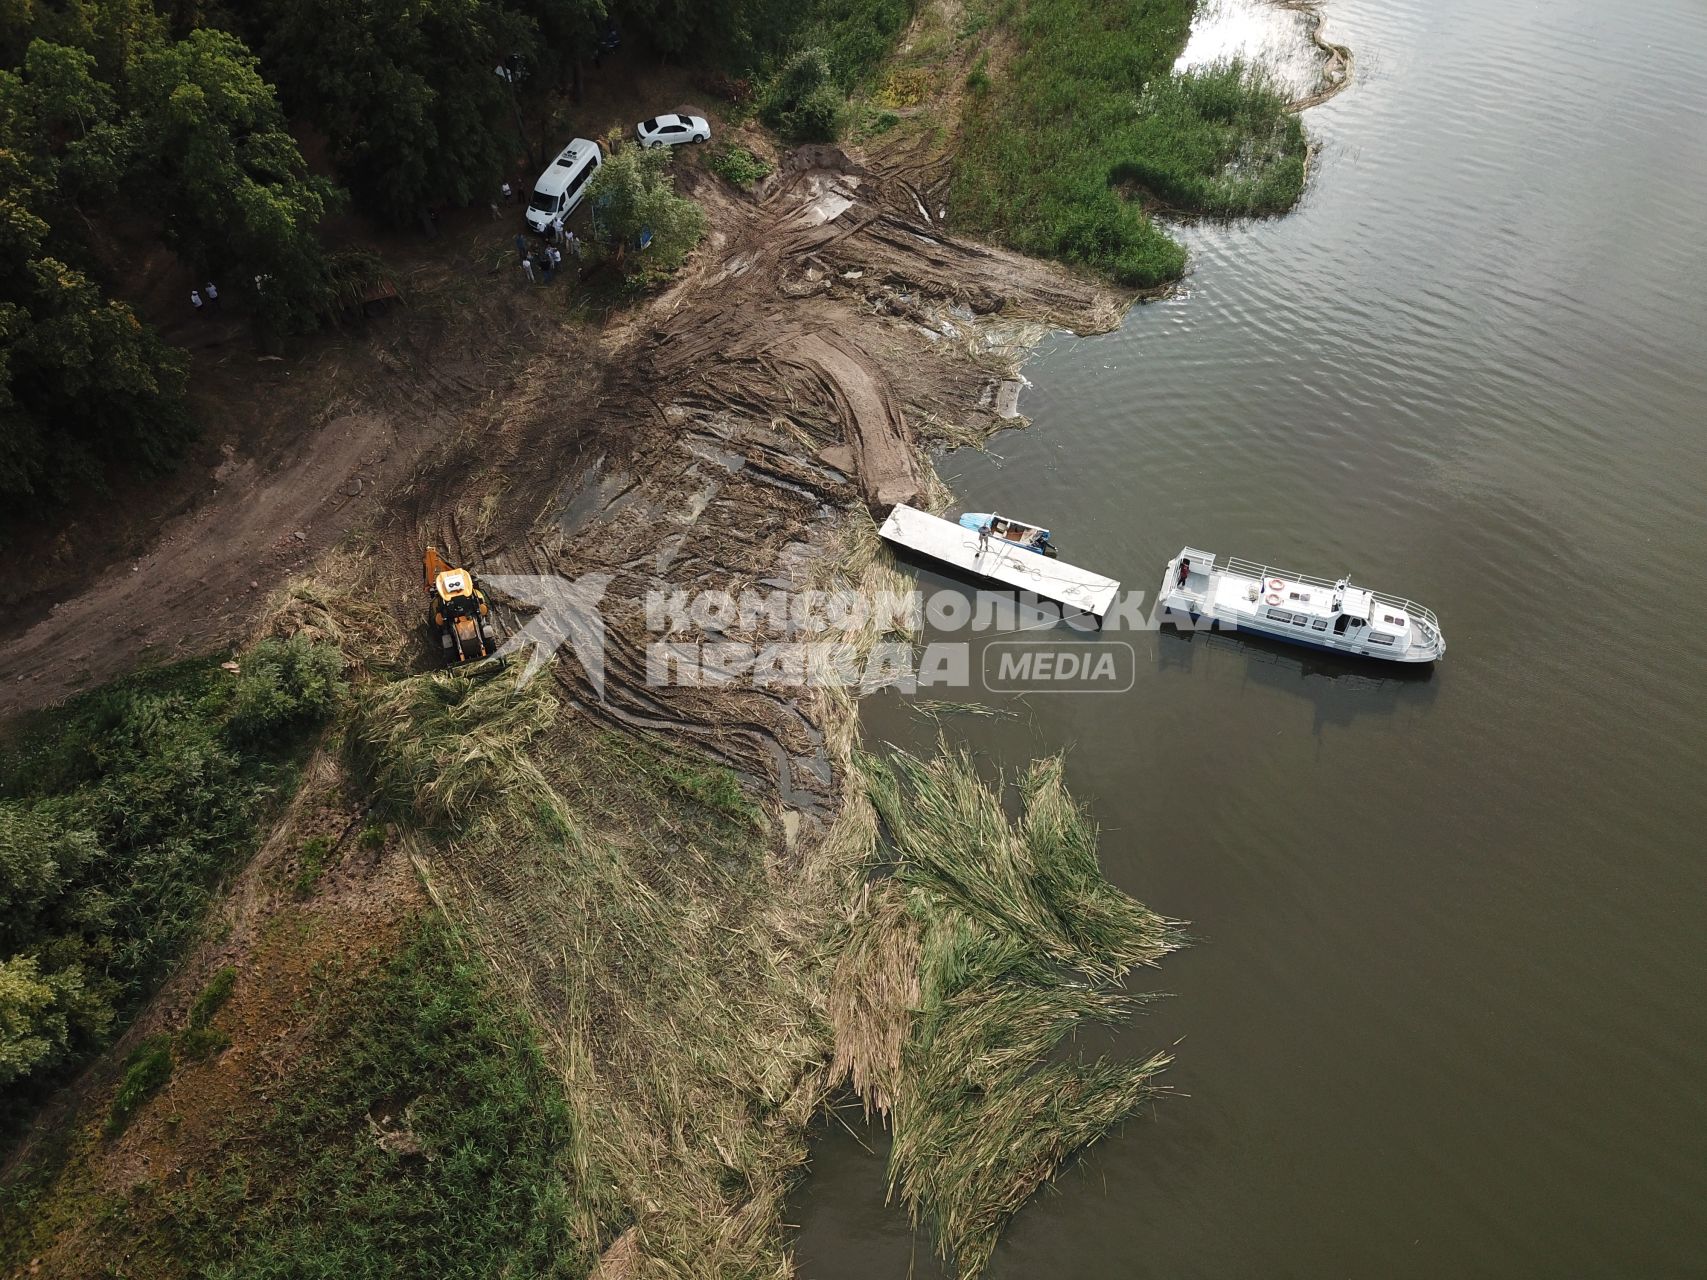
[424, 546, 453, 593]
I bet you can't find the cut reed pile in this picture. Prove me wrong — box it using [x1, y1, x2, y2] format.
[833, 744, 1183, 1278]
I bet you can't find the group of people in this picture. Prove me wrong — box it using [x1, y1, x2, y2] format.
[188, 280, 220, 313]
[512, 223, 582, 287]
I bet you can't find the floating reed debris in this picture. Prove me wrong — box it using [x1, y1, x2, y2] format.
[835, 744, 1183, 1277]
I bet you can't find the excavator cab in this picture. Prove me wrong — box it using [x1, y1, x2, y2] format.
[424, 547, 497, 665]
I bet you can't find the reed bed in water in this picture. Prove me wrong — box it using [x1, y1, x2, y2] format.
[949, 0, 1312, 286]
[838, 745, 1183, 1277]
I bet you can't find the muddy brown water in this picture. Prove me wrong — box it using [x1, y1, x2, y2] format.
[792, 0, 1707, 1274]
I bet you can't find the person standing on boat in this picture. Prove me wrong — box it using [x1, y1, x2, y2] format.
[1177, 557, 1191, 590]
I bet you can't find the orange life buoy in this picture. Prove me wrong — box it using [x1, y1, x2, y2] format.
[1265, 592, 1282, 605]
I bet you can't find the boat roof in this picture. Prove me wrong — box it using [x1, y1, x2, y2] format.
[1178, 548, 1439, 633]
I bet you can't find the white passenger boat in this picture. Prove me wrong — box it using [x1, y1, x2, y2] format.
[1158, 547, 1445, 663]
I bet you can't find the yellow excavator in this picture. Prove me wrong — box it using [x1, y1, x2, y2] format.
[423, 547, 498, 665]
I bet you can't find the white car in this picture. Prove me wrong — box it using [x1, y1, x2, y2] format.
[635, 114, 711, 149]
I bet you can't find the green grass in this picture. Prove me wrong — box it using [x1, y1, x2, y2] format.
[160, 917, 587, 1279]
[188, 967, 237, 1029]
[950, 0, 1310, 286]
[105, 1035, 174, 1137]
[291, 834, 335, 897]
[176, 1025, 230, 1062]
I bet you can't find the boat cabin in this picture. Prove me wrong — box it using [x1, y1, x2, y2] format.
[958, 511, 1054, 555]
[1161, 546, 1445, 663]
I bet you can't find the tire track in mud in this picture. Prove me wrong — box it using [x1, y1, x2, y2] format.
[415, 147, 1122, 817]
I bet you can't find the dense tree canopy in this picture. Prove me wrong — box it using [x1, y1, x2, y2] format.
[239, 0, 604, 224]
[0, 12, 337, 506]
[122, 28, 339, 331]
[0, 0, 868, 510]
[0, 51, 192, 502]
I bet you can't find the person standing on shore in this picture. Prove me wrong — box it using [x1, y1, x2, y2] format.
[521, 256, 535, 284]
[501, 181, 513, 202]
[190, 288, 203, 314]
[205, 281, 220, 310]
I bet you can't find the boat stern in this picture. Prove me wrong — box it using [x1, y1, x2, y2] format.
[1160, 547, 1216, 618]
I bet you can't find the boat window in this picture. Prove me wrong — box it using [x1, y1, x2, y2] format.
[1311, 619, 1329, 631]
[1368, 633, 1395, 646]
[1292, 616, 1307, 627]
[1266, 608, 1292, 623]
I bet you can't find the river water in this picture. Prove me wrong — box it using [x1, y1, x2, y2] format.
[793, 0, 1707, 1273]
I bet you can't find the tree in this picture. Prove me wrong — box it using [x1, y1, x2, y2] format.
[122, 28, 339, 333]
[0, 78, 193, 504]
[0, 953, 110, 1089]
[584, 145, 704, 275]
[761, 46, 843, 142]
[242, 0, 523, 225]
[0, 799, 101, 947]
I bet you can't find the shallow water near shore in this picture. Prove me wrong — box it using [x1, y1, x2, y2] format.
[792, 0, 1707, 1274]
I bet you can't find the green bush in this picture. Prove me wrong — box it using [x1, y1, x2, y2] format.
[0, 648, 337, 1122]
[228, 635, 345, 746]
[585, 146, 707, 276]
[708, 143, 774, 187]
[762, 46, 847, 142]
[789, 82, 846, 141]
[767, 45, 831, 112]
[106, 1034, 173, 1135]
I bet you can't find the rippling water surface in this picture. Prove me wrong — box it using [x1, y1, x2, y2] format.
[792, 0, 1707, 1273]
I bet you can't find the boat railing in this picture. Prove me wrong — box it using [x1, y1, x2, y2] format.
[1219, 556, 1441, 633]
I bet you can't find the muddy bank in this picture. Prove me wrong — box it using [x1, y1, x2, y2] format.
[406, 148, 1119, 815]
